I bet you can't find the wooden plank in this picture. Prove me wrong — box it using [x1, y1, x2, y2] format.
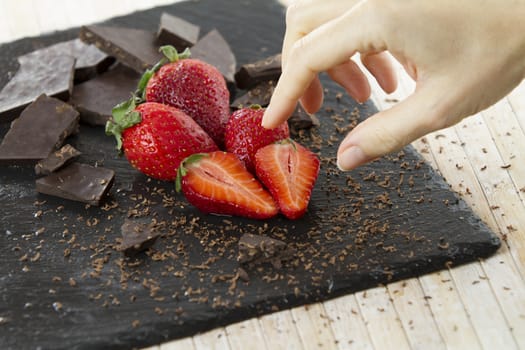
[192, 327, 231, 350]
[225, 318, 268, 350]
[387, 278, 446, 349]
[355, 286, 411, 350]
[159, 337, 196, 350]
[455, 114, 525, 275]
[507, 81, 525, 130]
[258, 310, 304, 350]
[290, 303, 339, 350]
[391, 64, 524, 349]
[420, 125, 525, 348]
[418, 272, 482, 349]
[323, 294, 374, 350]
[482, 99, 525, 202]
[367, 60, 483, 350]
[1, 0, 42, 40]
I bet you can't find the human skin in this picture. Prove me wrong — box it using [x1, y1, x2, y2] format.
[262, 0, 525, 170]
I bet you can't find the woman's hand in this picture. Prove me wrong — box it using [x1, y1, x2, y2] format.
[262, 0, 525, 170]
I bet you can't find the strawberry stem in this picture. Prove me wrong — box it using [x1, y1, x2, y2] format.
[105, 97, 142, 150]
[160, 46, 191, 62]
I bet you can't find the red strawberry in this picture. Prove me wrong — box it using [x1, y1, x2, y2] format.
[106, 101, 218, 181]
[176, 151, 278, 219]
[254, 139, 320, 219]
[141, 46, 230, 146]
[225, 105, 289, 172]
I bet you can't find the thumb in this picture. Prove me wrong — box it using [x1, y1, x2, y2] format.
[337, 82, 453, 170]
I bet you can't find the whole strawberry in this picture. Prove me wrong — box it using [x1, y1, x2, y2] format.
[176, 151, 278, 219]
[224, 105, 289, 172]
[255, 139, 320, 219]
[141, 46, 230, 146]
[106, 101, 218, 181]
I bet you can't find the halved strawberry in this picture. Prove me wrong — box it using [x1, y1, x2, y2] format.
[254, 139, 320, 219]
[176, 151, 278, 219]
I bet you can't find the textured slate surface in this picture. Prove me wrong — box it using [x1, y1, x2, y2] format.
[0, 1, 500, 349]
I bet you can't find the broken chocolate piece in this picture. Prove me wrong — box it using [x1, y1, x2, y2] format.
[70, 64, 140, 126]
[35, 163, 114, 206]
[288, 104, 320, 130]
[0, 95, 79, 165]
[0, 55, 75, 123]
[157, 12, 200, 50]
[234, 53, 281, 90]
[34, 144, 81, 176]
[119, 218, 161, 256]
[80, 25, 162, 73]
[190, 29, 236, 85]
[18, 39, 114, 83]
[238, 233, 295, 269]
[231, 80, 275, 109]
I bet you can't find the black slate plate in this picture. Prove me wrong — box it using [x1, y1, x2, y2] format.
[0, 1, 500, 349]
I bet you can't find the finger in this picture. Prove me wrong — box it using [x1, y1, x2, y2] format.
[263, 2, 385, 128]
[299, 76, 324, 113]
[282, 0, 359, 67]
[327, 60, 371, 103]
[361, 52, 397, 93]
[336, 81, 452, 171]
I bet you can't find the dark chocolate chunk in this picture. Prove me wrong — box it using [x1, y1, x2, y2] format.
[35, 163, 115, 206]
[231, 80, 275, 109]
[0, 55, 75, 123]
[70, 64, 140, 126]
[234, 53, 281, 90]
[118, 218, 161, 256]
[190, 29, 236, 85]
[238, 233, 295, 269]
[157, 12, 200, 50]
[80, 25, 162, 73]
[288, 104, 320, 130]
[18, 39, 114, 83]
[0, 95, 79, 165]
[34, 144, 82, 176]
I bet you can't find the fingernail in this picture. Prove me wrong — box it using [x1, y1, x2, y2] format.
[261, 107, 273, 129]
[337, 146, 368, 171]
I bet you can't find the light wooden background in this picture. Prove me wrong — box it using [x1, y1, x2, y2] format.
[1, 1, 524, 349]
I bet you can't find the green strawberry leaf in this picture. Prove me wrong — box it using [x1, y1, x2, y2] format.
[136, 58, 167, 100]
[105, 97, 142, 151]
[175, 153, 207, 192]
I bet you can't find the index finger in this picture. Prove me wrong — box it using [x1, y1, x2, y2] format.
[263, 2, 385, 128]
[281, 0, 361, 68]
